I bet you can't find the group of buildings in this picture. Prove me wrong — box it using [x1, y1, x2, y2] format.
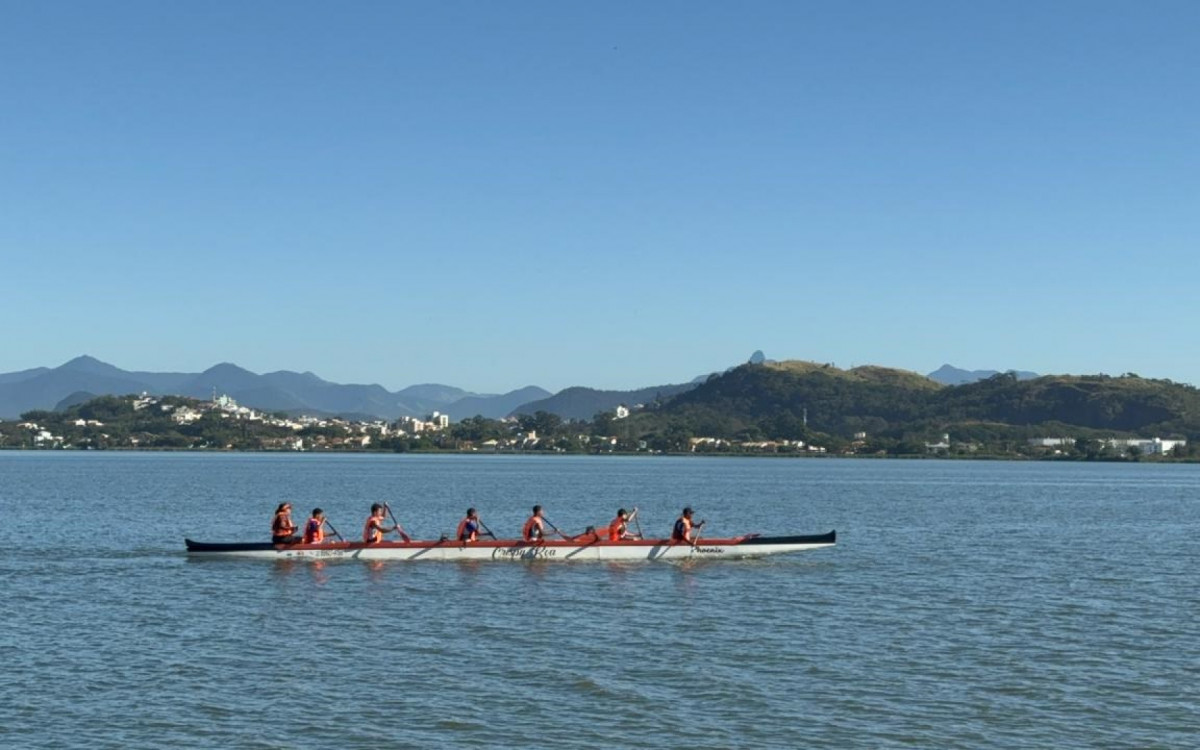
[1026, 436, 1188, 456]
[922, 434, 1188, 456]
[6, 393, 457, 450]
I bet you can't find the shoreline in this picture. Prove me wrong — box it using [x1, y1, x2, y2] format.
[1, 445, 1195, 463]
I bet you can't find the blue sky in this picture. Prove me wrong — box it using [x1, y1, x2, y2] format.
[3, 1, 1197, 393]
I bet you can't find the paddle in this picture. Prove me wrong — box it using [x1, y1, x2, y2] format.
[543, 518, 575, 541]
[690, 520, 707, 548]
[383, 503, 413, 543]
[324, 518, 346, 542]
[478, 519, 498, 540]
[631, 507, 644, 540]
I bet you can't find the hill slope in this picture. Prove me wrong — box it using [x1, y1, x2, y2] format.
[449, 386, 552, 420]
[512, 383, 698, 421]
[935, 373, 1200, 435]
[660, 361, 939, 438]
[651, 362, 1200, 441]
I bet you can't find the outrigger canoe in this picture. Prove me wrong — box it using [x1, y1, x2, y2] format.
[184, 531, 836, 562]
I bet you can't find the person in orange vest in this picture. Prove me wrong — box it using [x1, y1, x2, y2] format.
[271, 502, 300, 544]
[363, 503, 401, 544]
[522, 505, 546, 542]
[608, 507, 641, 541]
[457, 508, 481, 543]
[302, 508, 327, 544]
[672, 507, 705, 544]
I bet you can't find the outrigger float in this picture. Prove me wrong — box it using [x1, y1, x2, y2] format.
[184, 531, 836, 562]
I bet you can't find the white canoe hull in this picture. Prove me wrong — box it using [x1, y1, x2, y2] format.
[185, 531, 836, 562]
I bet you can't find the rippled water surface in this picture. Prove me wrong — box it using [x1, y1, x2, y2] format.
[1, 453, 1197, 749]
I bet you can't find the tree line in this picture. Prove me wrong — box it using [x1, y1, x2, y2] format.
[4, 364, 1198, 459]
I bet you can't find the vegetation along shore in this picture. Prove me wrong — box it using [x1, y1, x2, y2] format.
[2, 362, 1197, 460]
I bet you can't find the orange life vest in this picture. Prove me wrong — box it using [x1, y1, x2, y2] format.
[363, 515, 383, 544]
[522, 516, 544, 542]
[608, 517, 626, 541]
[457, 517, 478, 542]
[272, 512, 295, 537]
[303, 518, 324, 544]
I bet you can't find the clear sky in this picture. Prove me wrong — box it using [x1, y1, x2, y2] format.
[2, 1, 1197, 393]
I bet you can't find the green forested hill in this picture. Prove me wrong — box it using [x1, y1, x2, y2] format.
[935, 373, 1200, 435]
[661, 362, 938, 439]
[648, 362, 1200, 446]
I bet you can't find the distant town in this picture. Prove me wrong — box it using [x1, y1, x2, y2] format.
[1, 391, 1188, 460]
[2, 391, 828, 454]
[6, 393, 455, 452]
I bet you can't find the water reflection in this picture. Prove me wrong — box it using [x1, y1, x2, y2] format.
[602, 562, 633, 579]
[266, 557, 332, 585]
[456, 559, 488, 576]
[513, 561, 552, 582]
[364, 559, 387, 580]
[270, 559, 301, 578]
[308, 559, 329, 585]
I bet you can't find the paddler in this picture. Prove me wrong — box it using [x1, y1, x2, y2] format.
[302, 508, 327, 544]
[671, 506, 705, 545]
[363, 503, 402, 544]
[457, 508, 481, 543]
[608, 507, 641, 541]
[271, 502, 301, 544]
[522, 504, 546, 542]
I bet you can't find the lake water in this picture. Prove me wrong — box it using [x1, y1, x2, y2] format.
[0, 453, 1197, 749]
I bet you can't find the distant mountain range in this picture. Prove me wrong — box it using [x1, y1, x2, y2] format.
[0, 356, 549, 421]
[927, 364, 1038, 386]
[513, 383, 701, 421]
[0, 354, 1038, 421]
